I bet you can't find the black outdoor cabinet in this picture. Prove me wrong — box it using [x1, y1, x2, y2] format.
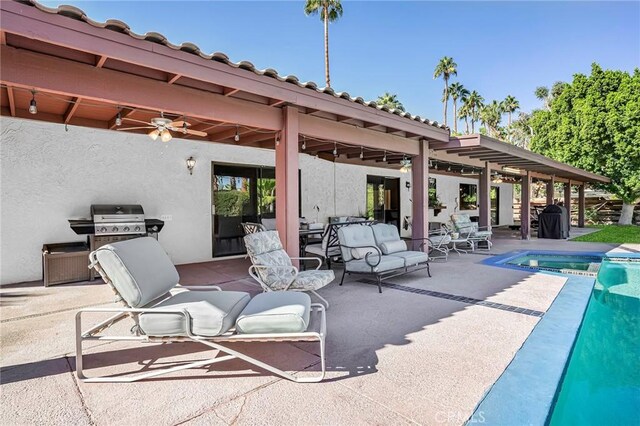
[538, 205, 570, 239]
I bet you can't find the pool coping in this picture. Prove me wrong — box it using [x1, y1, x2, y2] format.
[469, 250, 640, 425]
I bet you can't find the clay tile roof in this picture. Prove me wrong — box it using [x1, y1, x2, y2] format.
[19, 0, 448, 130]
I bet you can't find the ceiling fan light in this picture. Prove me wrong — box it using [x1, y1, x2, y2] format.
[161, 129, 172, 142]
[148, 129, 160, 141]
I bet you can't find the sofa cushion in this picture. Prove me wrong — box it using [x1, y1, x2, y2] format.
[371, 223, 400, 245]
[236, 292, 311, 334]
[94, 237, 179, 308]
[338, 225, 377, 262]
[345, 255, 405, 273]
[351, 247, 378, 259]
[139, 290, 250, 337]
[379, 240, 407, 255]
[389, 251, 429, 267]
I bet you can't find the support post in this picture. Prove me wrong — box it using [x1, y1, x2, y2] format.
[546, 175, 555, 205]
[411, 139, 429, 250]
[520, 171, 532, 240]
[578, 184, 585, 228]
[275, 106, 300, 261]
[564, 180, 572, 226]
[479, 162, 491, 229]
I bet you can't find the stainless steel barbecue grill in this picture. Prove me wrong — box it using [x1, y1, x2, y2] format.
[91, 204, 146, 236]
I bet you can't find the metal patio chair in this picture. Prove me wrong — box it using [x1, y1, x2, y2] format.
[450, 213, 493, 250]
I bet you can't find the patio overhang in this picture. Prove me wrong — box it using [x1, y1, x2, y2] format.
[432, 135, 609, 185]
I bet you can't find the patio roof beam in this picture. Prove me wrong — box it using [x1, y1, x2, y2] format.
[234, 131, 276, 147]
[6, 86, 15, 117]
[0, 45, 283, 131]
[167, 73, 181, 84]
[1, 106, 108, 129]
[223, 87, 240, 97]
[63, 97, 82, 124]
[108, 108, 136, 130]
[95, 55, 108, 68]
[209, 126, 253, 142]
[269, 99, 285, 107]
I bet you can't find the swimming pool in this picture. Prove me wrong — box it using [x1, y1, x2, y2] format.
[474, 251, 640, 425]
[549, 258, 640, 425]
[506, 253, 602, 276]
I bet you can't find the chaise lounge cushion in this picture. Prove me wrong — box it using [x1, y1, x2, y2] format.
[139, 290, 251, 337]
[236, 292, 311, 334]
[94, 237, 179, 308]
[345, 255, 405, 273]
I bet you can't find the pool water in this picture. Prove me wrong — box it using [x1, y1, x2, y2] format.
[549, 259, 640, 425]
[506, 254, 603, 275]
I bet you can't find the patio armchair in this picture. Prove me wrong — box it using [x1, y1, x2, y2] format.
[305, 220, 375, 269]
[337, 224, 431, 293]
[244, 231, 334, 308]
[425, 228, 452, 261]
[450, 213, 493, 250]
[241, 222, 266, 234]
[77, 237, 326, 383]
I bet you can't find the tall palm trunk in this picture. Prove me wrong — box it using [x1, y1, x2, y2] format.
[465, 116, 469, 134]
[452, 98, 458, 133]
[442, 77, 448, 126]
[471, 118, 475, 134]
[323, 6, 330, 87]
[508, 111, 512, 126]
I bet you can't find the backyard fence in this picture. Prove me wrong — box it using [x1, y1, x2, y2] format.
[513, 197, 640, 226]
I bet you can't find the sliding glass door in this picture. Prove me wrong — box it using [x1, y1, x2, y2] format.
[366, 175, 400, 230]
[212, 164, 278, 257]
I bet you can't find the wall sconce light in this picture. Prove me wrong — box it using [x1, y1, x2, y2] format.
[186, 156, 196, 175]
[405, 181, 411, 190]
[29, 90, 38, 114]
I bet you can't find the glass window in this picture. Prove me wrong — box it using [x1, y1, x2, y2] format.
[460, 183, 478, 210]
[428, 178, 439, 206]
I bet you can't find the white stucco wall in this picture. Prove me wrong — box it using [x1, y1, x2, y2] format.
[1, 117, 513, 284]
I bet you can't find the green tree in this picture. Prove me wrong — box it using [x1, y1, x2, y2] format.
[464, 90, 484, 133]
[501, 95, 520, 126]
[304, 0, 343, 88]
[376, 92, 405, 111]
[535, 86, 550, 110]
[530, 64, 640, 224]
[449, 82, 469, 134]
[458, 102, 471, 134]
[433, 57, 457, 126]
[480, 100, 502, 137]
[509, 112, 533, 150]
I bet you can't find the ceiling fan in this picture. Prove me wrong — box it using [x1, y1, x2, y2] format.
[117, 114, 207, 142]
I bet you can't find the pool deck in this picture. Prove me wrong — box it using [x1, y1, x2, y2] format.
[1, 236, 639, 425]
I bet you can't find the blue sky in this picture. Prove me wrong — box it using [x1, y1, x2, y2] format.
[42, 1, 640, 127]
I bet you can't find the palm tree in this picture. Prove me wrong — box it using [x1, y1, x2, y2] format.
[304, 0, 343, 88]
[376, 92, 405, 111]
[480, 100, 502, 137]
[448, 82, 469, 134]
[464, 90, 484, 133]
[433, 56, 457, 126]
[458, 102, 471, 134]
[535, 86, 550, 110]
[501, 95, 520, 126]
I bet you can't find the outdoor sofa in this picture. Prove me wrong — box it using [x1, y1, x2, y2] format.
[76, 237, 326, 383]
[337, 223, 431, 293]
[305, 220, 376, 269]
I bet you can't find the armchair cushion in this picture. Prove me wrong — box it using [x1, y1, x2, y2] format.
[379, 240, 407, 255]
[94, 237, 179, 308]
[371, 223, 400, 245]
[236, 292, 311, 334]
[291, 270, 335, 291]
[351, 247, 378, 259]
[139, 290, 250, 337]
[338, 225, 378, 262]
[244, 231, 295, 289]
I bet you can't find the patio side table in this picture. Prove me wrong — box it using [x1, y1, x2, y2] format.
[449, 238, 473, 255]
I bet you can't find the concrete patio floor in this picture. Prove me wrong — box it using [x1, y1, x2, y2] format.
[2, 235, 639, 425]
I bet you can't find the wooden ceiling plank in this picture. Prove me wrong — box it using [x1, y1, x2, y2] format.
[95, 55, 108, 68]
[7, 86, 15, 116]
[223, 87, 240, 97]
[167, 73, 182, 84]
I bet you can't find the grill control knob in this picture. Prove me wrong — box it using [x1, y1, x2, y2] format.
[112, 226, 118, 233]
[123, 227, 130, 232]
[134, 226, 141, 232]
[100, 227, 107, 233]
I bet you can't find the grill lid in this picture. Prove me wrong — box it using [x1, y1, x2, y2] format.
[91, 204, 144, 216]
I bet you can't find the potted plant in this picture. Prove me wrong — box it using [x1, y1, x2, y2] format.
[429, 193, 445, 216]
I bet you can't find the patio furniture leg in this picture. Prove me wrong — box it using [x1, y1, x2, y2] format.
[311, 290, 330, 309]
[339, 269, 347, 286]
[376, 275, 382, 293]
[426, 262, 431, 277]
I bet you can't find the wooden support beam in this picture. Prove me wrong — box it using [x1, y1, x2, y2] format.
[412, 139, 429, 249]
[209, 126, 253, 142]
[564, 181, 572, 219]
[479, 162, 491, 228]
[108, 108, 136, 129]
[63, 97, 82, 124]
[233, 131, 276, 146]
[521, 171, 532, 240]
[276, 106, 300, 261]
[546, 175, 556, 205]
[167, 73, 181, 84]
[95, 55, 108, 68]
[6, 86, 15, 117]
[578, 185, 585, 228]
[223, 87, 240, 97]
[269, 99, 285, 107]
[0, 31, 6, 45]
[1, 107, 109, 129]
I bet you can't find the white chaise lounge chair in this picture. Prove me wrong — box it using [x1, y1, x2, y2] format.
[76, 237, 326, 383]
